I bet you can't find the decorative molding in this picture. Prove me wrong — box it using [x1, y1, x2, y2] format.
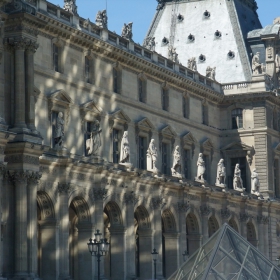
[57, 182, 74, 195]
[124, 192, 139, 205]
[3, 0, 36, 15]
[89, 187, 108, 201]
[5, 155, 39, 165]
[151, 197, 164, 210]
[200, 205, 210, 216]
[220, 208, 231, 219]
[177, 202, 189, 212]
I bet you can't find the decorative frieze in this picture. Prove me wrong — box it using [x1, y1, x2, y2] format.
[257, 215, 269, 225]
[57, 182, 74, 195]
[151, 197, 164, 210]
[89, 187, 108, 201]
[3, 0, 36, 15]
[239, 213, 249, 222]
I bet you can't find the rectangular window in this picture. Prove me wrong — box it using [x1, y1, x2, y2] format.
[113, 129, 120, 163]
[51, 111, 58, 148]
[162, 88, 168, 111]
[229, 157, 246, 189]
[183, 97, 189, 118]
[204, 155, 210, 181]
[53, 44, 59, 72]
[113, 68, 118, 93]
[162, 142, 170, 175]
[139, 79, 144, 102]
[202, 105, 208, 125]
[183, 149, 191, 179]
[274, 159, 280, 198]
[138, 136, 147, 169]
[232, 109, 243, 129]
[85, 56, 91, 83]
[84, 121, 92, 156]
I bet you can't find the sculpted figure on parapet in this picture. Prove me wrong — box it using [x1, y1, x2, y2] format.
[144, 37, 156, 51]
[251, 168, 260, 197]
[54, 112, 64, 149]
[120, 131, 130, 164]
[206, 66, 216, 81]
[196, 153, 205, 181]
[95, 10, 108, 29]
[187, 57, 197, 71]
[63, 0, 78, 15]
[121, 22, 133, 41]
[168, 45, 178, 63]
[171, 145, 182, 177]
[147, 139, 158, 172]
[233, 163, 245, 192]
[216, 159, 226, 187]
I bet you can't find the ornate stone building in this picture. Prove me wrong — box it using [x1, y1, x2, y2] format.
[0, 0, 280, 279]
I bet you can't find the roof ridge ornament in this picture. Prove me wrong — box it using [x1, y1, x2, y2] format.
[63, 0, 78, 16]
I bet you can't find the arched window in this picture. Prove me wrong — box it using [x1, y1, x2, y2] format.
[232, 108, 243, 129]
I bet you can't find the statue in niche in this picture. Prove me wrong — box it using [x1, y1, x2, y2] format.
[168, 45, 178, 63]
[120, 131, 130, 164]
[95, 10, 108, 29]
[147, 139, 158, 172]
[233, 163, 245, 192]
[206, 66, 216, 80]
[63, 0, 78, 15]
[171, 145, 182, 177]
[187, 57, 197, 71]
[252, 52, 264, 75]
[275, 53, 280, 80]
[121, 22, 133, 41]
[86, 120, 102, 156]
[215, 159, 226, 187]
[54, 112, 65, 149]
[251, 168, 261, 196]
[195, 153, 205, 181]
[144, 37, 156, 51]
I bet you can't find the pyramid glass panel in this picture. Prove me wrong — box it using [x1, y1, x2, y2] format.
[168, 224, 280, 280]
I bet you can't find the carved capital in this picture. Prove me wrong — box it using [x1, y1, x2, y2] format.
[220, 208, 231, 219]
[151, 197, 164, 210]
[8, 170, 29, 184]
[239, 213, 249, 222]
[90, 187, 108, 201]
[177, 202, 189, 212]
[26, 171, 42, 185]
[124, 192, 138, 205]
[257, 215, 269, 225]
[200, 205, 210, 216]
[57, 182, 73, 195]
[26, 41, 39, 54]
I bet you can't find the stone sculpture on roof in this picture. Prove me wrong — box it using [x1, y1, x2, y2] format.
[95, 10, 108, 29]
[63, 0, 78, 15]
[168, 45, 178, 63]
[276, 53, 280, 80]
[86, 120, 102, 156]
[144, 37, 156, 51]
[147, 139, 158, 172]
[171, 145, 182, 178]
[251, 168, 261, 197]
[252, 52, 264, 75]
[187, 57, 197, 71]
[121, 22, 133, 41]
[206, 66, 216, 81]
[120, 131, 130, 164]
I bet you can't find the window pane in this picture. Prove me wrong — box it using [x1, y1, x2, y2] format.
[138, 136, 147, 169]
[53, 44, 59, 72]
[113, 129, 119, 163]
[85, 56, 90, 83]
[113, 68, 118, 93]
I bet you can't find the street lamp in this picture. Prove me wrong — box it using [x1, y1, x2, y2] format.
[151, 248, 158, 280]
[182, 250, 189, 262]
[87, 229, 110, 280]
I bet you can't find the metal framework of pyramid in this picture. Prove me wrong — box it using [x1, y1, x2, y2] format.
[168, 224, 280, 280]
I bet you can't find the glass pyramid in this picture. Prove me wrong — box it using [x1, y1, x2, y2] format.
[168, 223, 280, 280]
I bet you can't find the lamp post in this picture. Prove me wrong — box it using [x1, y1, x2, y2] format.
[182, 250, 189, 262]
[151, 248, 158, 280]
[87, 229, 110, 280]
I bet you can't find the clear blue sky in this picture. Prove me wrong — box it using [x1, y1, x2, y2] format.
[54, 0, 279, 44]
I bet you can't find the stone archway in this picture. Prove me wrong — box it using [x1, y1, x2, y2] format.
[104, 201, 125, 280]
[247, 222, 258, 247]
[229, 218, 239, 233]
[208, 216, 219, 237]
[162, 209, 178, 278]
[134, 205, 152, 280]
[69, 196, 92, 280]
[186, 213, 200, 255]
[37, 191, 56, 280]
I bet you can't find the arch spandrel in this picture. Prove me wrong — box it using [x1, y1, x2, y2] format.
[134, 205, 151, 230]
[71, 196, 91, 223]
[37, 191, 56, 220]
[208, 216, 220, 237]
[186, 213, 200, 234]
[229, 217, 239, 233]
[104, 201, 124, 227]
[162, 209, 177, 232]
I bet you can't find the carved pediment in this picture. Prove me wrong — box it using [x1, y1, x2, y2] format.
[182, 132, 196, 146]
[80, 100, 103, 116]
[136, 117, 155, 132]
[109, 109, 131, 124]
[222, 141, 253, 152]
[160, 124, 177, 139]
[202, 138, 214, 151]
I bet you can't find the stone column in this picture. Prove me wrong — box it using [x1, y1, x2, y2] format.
[76, 223, 95, 280]
[124, 193, 137, 280]
[151, 198, 164, 279]
[10, 171, 29, 279]
[13, 39, 27, 130]
[27, 172, 41, 279]
[177, 203, 187, 266]
[138, 229, 153, 280]
[0, 164, 6, 280]
[257, 216, 269, 257]
[57, 183, 73, 280]
[163, 233, 179, 279]
[109, 226, 126, 280]
[38, 220, 59, 280]
[25, 42, 38, 132]
[200, 206, 210, 245]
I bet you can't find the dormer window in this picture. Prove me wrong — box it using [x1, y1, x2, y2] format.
[203, 10, 211, 18]
[188, 34, 195, 42]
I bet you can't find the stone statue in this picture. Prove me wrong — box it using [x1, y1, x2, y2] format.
[215, 159, 226, 187]
[187, 57, 197, 71]
[168, 45, 178, 63]
[206, 66, 216, 80]
[233, 163, 245, 192]
[54, 112, 64, 149]
[121, 22, 133, 41]
[275, 53, 280, 79]
[95, 10, 107, 29]
[144, 37, 156, 51]
[252, 52, 263, 75]
[147, 139, 158, 172]
[85, 120, 102, 156]
[251, 168, 260, 196]
[63, 0, 78, 15]
[120, 131, 130, 164]
[196, 153, 205, 181]
[171, 145, 182, 177]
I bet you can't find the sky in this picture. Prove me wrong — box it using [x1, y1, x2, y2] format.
[54, 0, 280, 44]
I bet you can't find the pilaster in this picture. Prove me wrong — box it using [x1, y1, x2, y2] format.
[200, 205, 210, 244]
[257, 215, 269, 258]
[177, 202, 188, 266]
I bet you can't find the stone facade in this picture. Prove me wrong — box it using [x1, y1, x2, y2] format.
[0, 0, 280, 280]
